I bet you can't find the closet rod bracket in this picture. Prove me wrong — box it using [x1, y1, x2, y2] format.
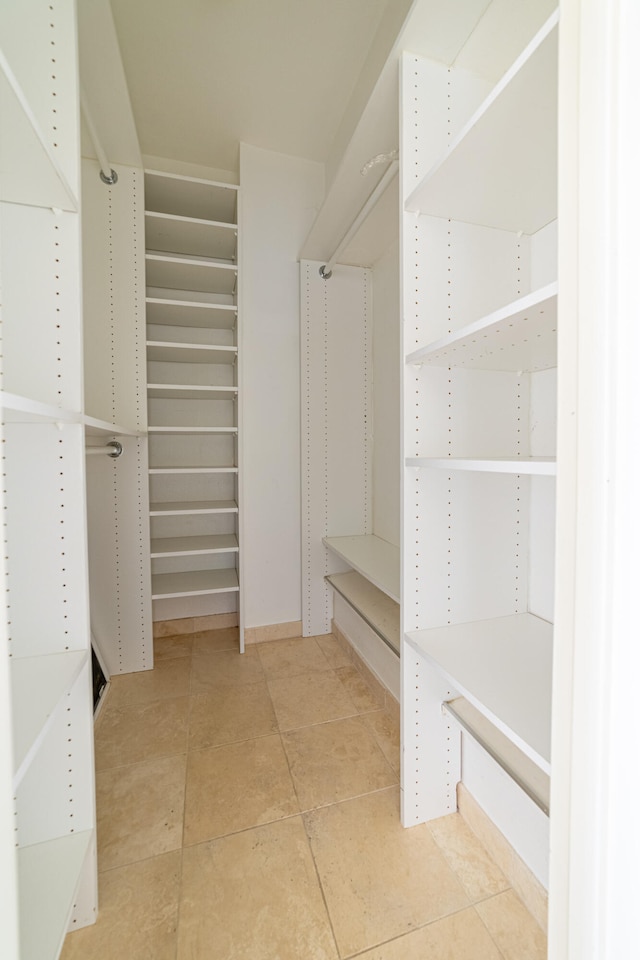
[99, 168, 119, 186]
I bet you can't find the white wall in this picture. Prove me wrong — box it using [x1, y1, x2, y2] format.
[240, 144, 324, 629]
[372, 239, 400, 547]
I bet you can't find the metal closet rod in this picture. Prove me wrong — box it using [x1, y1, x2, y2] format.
[85, 441, 123, 458]
[319, 158, 399, 280]
[80, 87, 118, 185]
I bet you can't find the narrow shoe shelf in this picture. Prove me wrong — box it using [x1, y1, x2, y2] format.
[149, 499, 238, 516]
[151, 568, 240, 599]
[147, 384, 238, 400]
[148, 465, 238, 474]
[146, 341, 237, 363]
[144, 169, 238, 223]
[148, 425, 238, 435]
[146, 298, 237, 329]
[145, 253, 237, 296]
[150, 534, 239, 558]
[145, 211, 237, 261]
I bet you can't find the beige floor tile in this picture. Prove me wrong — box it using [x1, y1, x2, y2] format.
[304, 787, 469, 957]
[61, 851, 181, 960]
[282, 715, 397, 810]
[183, 735, 299, 844]
[428, 813, 509, 901]
[95, 696, 189, 771]
[315, 633, 353, 668]
[190, 646, 264, 694]
[268, 670, 358, 731]
[178, 817, 338, 960]
[189, 681, 278, 750]
[192, 625, 240, 655]
[476, 890, 547, 960]
[256, 635, 332, 680]
[354, 906, 504, 959]
[335, 664, 385, 713]
[361, 709, 401, 776]
[107, 657, 191, 707]
[96, 755, 187, 871]
[153, 634, 193, 660]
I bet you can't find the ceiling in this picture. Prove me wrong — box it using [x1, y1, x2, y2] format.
[109, 0, 397, 173]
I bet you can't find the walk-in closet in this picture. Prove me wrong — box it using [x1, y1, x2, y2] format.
[2, 0, 638, 957]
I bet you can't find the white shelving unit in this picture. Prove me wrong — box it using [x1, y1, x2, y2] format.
[400, 6, 559, 879]
[144, 170, 244, 646]
[1, 1, 98, 954]
[324, 535, 400, 603]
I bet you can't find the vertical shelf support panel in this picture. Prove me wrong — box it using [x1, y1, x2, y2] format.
[82, 161, 152, 675]
[401, 646, 460, 825]
[300, 260, 372, 637]
[85, 437, 153, 675]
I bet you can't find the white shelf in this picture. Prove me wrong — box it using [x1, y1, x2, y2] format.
[323, 535, 400, 603]
[148, 425, 237, 435]
[11, 651, 88, 789]
[145, 211, 237, 261]
[146, 297, 237, 329]
[146, 341, 237, 364]
[405, 457, 556, 476]
[405, 13, 559, 234]
[443, 697, 550, 815]
[18, 830, 93, 960]
[406, 613, 553, 772]
[151, 568, 239, 599]
[0, 54, 77, 212]
[147, 384, 238, 400]
[327, 571, 400, 655]
[145, 169, 238, 223]
[148, 465, 238, 475]
[83, 415, 144, 438]
[406, 283, 558, 372]
[145, 254, 237, 296]
[149, 499, 238, 516]
[150, 534, 239, 558]
[1, 393, 79, 426]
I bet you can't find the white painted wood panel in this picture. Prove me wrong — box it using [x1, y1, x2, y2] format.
[1, 204, 82, 409]
[301, 259, 372, 636]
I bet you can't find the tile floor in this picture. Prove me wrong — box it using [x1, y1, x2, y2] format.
[61, 629, 547, 960]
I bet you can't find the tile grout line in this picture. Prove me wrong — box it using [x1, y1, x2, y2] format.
[271, 694, 346, 957]
[471, 898, 510, 960]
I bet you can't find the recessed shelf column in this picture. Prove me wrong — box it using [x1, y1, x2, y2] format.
[144, 166, 243, 645]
